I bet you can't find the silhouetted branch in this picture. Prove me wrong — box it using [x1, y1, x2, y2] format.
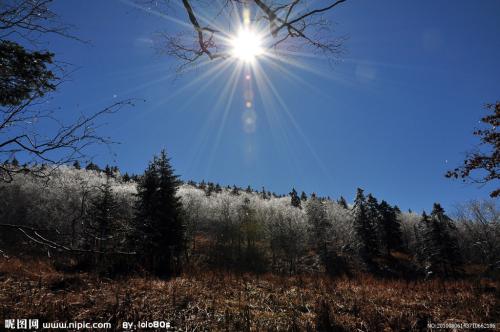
[0, 223, 137, 255]
[446, 102, 499, 197]
[146, 0, 347, 70]
[0, 100, 136, 182]
[0, 0, 83, 44]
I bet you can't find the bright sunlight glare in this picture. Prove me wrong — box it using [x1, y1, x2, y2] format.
[230, 28, 263, 62]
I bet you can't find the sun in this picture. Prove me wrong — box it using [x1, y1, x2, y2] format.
[230, 28, 263, 62]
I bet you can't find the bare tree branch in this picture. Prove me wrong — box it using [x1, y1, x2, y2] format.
[145, 0, 347, 70]
[0, 223, 137, 255]
[0, 99, 136, 182]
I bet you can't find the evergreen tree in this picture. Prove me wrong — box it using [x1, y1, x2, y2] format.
[378, 200, 403, 255]
[366, 194, 381, 231]
[86, 162, 100, 172]
[199, 180, 206, 190]
[134, 149, 184, 277]
[122, 172, 131, 182]
[111, 166, 119, 174]
[215, 183, 222, 193]
[337, 196, 348, 209]
[353, 188, 379, 267]
[73, 160, 81, 170]
[418, 204, 462, 277]
[261, 186, 268, 199]
[83, 178, 123, 273]
[11, 157, 19, 167]
[0, 40, 56, 107]
[104, 164, 113, 177]
[246, 185, 252, 193]
[205, 182, 215, 196]
[231, 185, 240, 196]
[430, 203, 462, 276]
[300, 191, 308, 201]
[290, 188, 301, 209]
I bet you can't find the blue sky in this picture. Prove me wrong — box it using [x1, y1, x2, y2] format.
[37, 0, 500, 212]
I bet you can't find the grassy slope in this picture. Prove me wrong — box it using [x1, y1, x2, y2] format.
[1, 259, 498, 331]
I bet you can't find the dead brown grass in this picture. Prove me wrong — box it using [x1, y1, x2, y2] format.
[0, 258, 498, 331]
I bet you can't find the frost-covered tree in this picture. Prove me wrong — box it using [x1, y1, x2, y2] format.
[239, 197, 266, 271]
[454, 200, 500, 272]
[266, 208, 306, 274]
[306, 195, 330, 261]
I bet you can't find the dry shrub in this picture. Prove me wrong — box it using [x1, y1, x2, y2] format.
[0, 259, 498, 331]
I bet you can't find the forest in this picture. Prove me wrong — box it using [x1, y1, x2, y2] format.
[0, 154, 499, 330]
[1, 0, 499, 330]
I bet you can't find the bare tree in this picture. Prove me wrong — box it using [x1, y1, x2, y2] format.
[0, 0, 79, 43]
[446, 102, 499, 197]
[0, 0, 133, 182]
[454, 200, 500, 272]
[145, 0, 347, 69]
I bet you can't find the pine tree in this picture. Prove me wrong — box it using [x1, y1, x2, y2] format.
[122, 172, 130, 182]
[337, 196, 348, 209]
[246, 185, 252, 193]
[430, 203, 462, 277]
[260, 186, 268, 199]
[205, 182, 215, 196]
[366, 194, 381, 232]
[290, 188, 301, 209]
[86, 162, 100, 172]
[73, 160, 81, 170]
[418, 204, 462, 277]
[134, 149, 184, 277]
[300, 191, 308, 201]
[104, 164, 113, 177]
[83, 177, 122, 273]
[353, 188, 379, 268]
[378, 200, 403, 255]
[231, 185, 240, 196]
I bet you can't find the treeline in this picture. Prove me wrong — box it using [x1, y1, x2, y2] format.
[0, 152, 498, 279]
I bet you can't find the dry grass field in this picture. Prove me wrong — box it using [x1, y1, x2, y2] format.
[0, 258, 498, 331]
